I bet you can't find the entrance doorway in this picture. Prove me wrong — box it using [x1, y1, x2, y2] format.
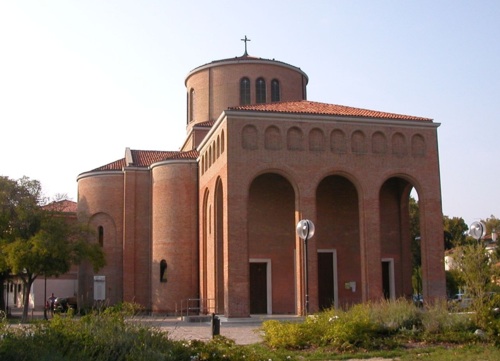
[382, 258, 395, 300]
[249, 260, 272, 314]
[317, 250, 338, 310]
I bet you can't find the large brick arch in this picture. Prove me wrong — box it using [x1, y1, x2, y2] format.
[200, 188, 210, 309]
[379, 177, 415, 299]
[247, 173, 296, 314]
[214, 178, 224, 314]
[315, 175, 361, 308]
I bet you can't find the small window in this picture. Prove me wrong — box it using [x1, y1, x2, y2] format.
[98, 226, 104, 247]
[256, 77, 266, 103]
[240, 77, 250, 105]
[271, 79, 280, 102]
[189, 88, 195, 122]
[160, 259, 167, 282]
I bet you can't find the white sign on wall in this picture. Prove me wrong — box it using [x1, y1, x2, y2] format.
[93, 275, 106, 301]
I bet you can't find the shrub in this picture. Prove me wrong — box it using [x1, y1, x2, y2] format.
[261, 320, 313, 349]
[421, 299, 474, 334]
[474, 293, 500, 344]
[103, 301, 145, 317]
[368, 298, 422, 331]
[0, 307, 190, 361]
[261, 298, 500, 352]
[315, 305, 395, 351]
[262, 304, 401, 351]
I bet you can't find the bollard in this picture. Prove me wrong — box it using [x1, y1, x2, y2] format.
[211, 313, 220, 338]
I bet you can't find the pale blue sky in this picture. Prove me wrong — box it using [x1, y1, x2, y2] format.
[1, 1, 499, 227]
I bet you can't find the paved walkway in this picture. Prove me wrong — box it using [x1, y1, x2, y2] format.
[133, 316, 265, 345]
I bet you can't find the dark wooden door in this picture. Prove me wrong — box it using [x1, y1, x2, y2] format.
[382, 261, 391, 299]
[318, 252, 335, 310]
[250, 262, 267, 314]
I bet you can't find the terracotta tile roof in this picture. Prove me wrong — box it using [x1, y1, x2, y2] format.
[43, 200, 77, 213]
[228, 100, 432, 122]
[132, 150, 180, 166]
[92, 158, 127, 171]
[131, 149, 199, 166]
[91, 149, 199, 171]
[195, 120, 215, 127]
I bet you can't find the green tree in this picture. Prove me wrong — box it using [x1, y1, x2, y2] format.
[409, 196, 420, 268]
[453, 242, 493, 299]
[408, 199, 472, 296]
[0, 176, 44, 312]
[0, 176, 105, 321]
[443, 216, 468, 249]
[482, 215, 500, 243]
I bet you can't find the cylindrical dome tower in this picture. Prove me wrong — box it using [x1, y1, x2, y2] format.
[185, 55, 309, 133]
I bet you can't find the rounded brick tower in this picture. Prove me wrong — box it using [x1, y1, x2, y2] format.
[183, 55, 309, 150]
[151, 160, 198, 313]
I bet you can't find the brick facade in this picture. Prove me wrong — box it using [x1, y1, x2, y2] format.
[77, 54, 446, 316]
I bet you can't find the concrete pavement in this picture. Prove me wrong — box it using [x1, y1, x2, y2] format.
[132, 316, 265, 345]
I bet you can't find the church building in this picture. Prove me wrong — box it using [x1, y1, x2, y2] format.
[77, 43, 446, 317]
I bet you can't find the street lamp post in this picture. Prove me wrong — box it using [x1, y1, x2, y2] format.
[43, 275, 47, 320]
[469, 221, 486, 242]
[296, 219, 315, 315]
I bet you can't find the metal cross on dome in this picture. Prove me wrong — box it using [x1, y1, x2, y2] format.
[241, 35, 251, 56]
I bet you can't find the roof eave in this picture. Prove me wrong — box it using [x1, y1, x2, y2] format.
[223, 109, 438, 128]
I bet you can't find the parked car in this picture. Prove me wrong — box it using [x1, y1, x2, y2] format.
[54, 297, 77, 313]
[449, 292, 500, 310]
[449, 293, 472, 309]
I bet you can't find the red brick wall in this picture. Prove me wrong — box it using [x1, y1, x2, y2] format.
[151, 161, 199, 314]
[123, 169, 151, 306]
[77, 172, 125, 306]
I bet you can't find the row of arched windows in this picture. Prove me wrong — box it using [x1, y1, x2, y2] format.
[241, 125, 427, 156]
[188, 78, 281, 123]
[201, 131, 226, 175]
[240, 77, 280, 105]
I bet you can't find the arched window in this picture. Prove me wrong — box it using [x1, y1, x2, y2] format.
[271, 79, 280, 102]
[98, 226, 104, 247]
[240, 77, 250, 105]
[256, 77, 266, 103]
[189, 88, 195, 122]
[160, 260, 167, 282]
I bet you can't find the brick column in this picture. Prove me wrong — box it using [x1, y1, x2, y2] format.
[295, 182, 317, 315]
[360, 190, 383, 301]
[420, 196, 446, 301]
[224, 192, 250, 317]
[122, 169, 137, 303]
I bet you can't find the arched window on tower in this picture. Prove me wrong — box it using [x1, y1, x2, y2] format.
[240, 77, 250, 105]
[256, 77, 266, 103]
[271, 79, 280, 102]
[189, 88, 195, 122]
